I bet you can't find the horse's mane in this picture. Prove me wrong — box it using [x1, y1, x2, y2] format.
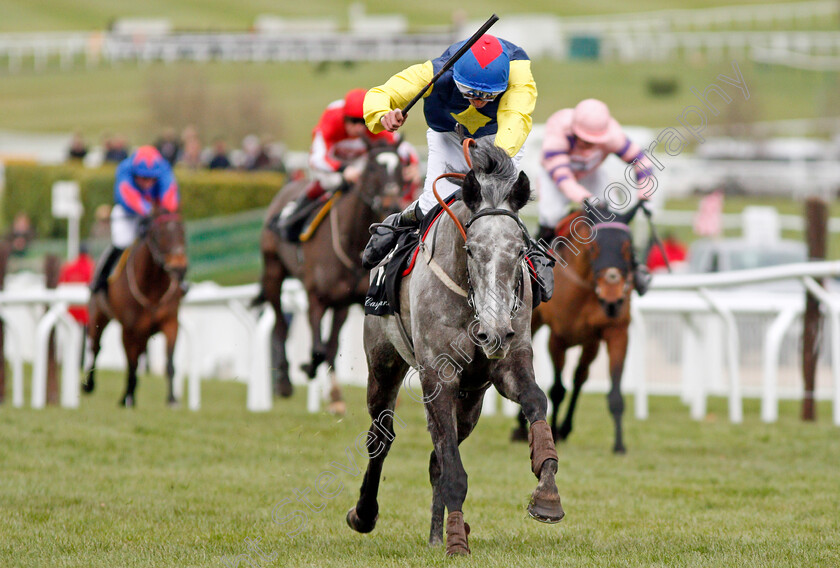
[465, 138, 519, 209]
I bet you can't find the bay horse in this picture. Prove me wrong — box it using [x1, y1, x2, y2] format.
[348, 139, 564, 556]
[254, 139, 404, 411]
[513, 201, 641, 453]
[82, 209, 187, 407]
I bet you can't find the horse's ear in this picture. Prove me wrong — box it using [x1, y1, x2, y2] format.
[462, 170, 482, 212]
[509, 171, 531, 212]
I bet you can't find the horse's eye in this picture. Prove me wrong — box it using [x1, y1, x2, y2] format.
[465, 246, 473, 258]
[518, 247, 527, 258]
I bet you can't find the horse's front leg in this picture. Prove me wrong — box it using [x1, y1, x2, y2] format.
[495, 359, 564, 524]
[82, 302, 110, 394]
[323, 305, 349, 415]
[161, 316, 179, 407]
[603, 326, 629, 454]
[120, 330, 143, 408]
[301, 293, 327, 379]
[557, 339, 599, 441]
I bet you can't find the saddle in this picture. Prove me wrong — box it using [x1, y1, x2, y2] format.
[364, 194, 460, 316]
[269, 182, 340, 243]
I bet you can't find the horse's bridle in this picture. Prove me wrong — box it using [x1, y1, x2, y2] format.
[126, 213, 183, 309]
[430, 140, 532, 321]
[555, 219, 634, 298]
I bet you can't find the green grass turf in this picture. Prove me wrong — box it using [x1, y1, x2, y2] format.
[1, 370, 839, 567]
[1, 0, 835, 32]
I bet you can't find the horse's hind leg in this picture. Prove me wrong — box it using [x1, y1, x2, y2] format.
[261, 249, 292, 397]
[323, 306, 349, 415]
[301, 293, 328, 379]
[428, 389, 485, 548]
[161, 316, 179, 407]
[557, 339, 599, 441]
[82, 301, 110, 394]
[120, 330, 143, 408]
[603, 327, 629, 454]
[547, 335, 568, 440]
[347, 323, 407, 536]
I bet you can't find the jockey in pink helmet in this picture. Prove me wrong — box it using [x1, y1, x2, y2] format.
[538, 99, 655, 293]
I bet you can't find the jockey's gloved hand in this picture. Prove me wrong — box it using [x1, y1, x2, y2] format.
[343, 163, 363, 185]
[565, 183, 592, 204]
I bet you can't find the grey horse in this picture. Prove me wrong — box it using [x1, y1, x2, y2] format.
[346, 140, 565, 556]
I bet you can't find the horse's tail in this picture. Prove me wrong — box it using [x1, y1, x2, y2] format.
[250, 287, 267, 308]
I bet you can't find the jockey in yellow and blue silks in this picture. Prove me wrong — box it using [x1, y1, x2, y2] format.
[361, 34, 537, 269]
[91, 145, 180, 293]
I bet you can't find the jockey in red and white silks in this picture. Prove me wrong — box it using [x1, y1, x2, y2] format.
[310, 88, 418, 193]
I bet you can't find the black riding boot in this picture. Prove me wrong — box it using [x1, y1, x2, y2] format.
[91, 246, 124, 294]
[362, 203, 424, 270]
[534, 224, 556, 246]
[275, 193, 323, 242]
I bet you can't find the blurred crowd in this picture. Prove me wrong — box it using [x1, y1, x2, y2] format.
[65, 126, 288, 173]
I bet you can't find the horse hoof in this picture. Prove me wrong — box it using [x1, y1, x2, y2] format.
[81, 382, 94, 394]
[613, 445, 627, 455]
[168, 400, 180, 409]
[510, 427, 528, 443]
[428, 535, 444, 548]
[276, 380, 293, 398]
[346, 507, 377, 533]
[446, 544, 470, 556]
[121, 396, 135, 408]
[528, 494, 565, 524]
[328, 401, 346, 416]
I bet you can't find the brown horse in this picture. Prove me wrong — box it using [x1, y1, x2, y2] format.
[82, 209, 188, 407]
[514, 202, 641, 453]
[254, 140, 404, 410]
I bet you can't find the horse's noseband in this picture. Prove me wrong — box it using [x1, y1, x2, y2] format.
[463, 208, 533, 320]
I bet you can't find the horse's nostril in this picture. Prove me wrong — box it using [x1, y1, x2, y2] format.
[476, 332, 489, 343]
[504, 330, 515, 341]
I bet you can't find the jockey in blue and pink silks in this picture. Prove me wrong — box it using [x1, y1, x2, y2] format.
[90, 145, 180, 293]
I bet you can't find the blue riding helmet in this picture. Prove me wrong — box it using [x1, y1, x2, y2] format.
[129, 146, 169, 179]
[452, 35, 510, 97]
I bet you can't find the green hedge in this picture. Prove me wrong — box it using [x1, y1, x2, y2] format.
[1, 163, 285, 238]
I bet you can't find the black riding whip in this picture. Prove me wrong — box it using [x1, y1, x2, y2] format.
[641, 203, 672, 273]
[400, 14, 500, 116]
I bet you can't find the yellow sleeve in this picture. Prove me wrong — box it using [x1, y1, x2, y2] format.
[495, 60, 537, 157]
[364, 61, 435, 134]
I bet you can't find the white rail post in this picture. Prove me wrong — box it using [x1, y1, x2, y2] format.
[761, 307, 799, 423]
[177, 318, 201, 411]
[699, 288, 742, 423]
[0, 309, 25, 407]
[32, 303, 67, 408]
[250, 307, 275, 412]
[59, 313, 82, 408]
[630, 301, 648, 420]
